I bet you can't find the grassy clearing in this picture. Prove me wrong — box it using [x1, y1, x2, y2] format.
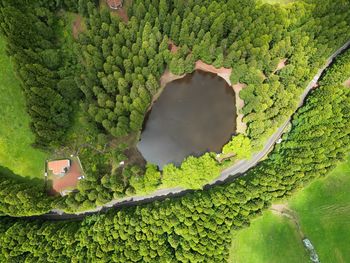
[290, 156, 350, 263]
[0, 38, 48, 178]
[229, 211, 309, 263]
[58, 11, 86, 40]
[229, 156, 350, 263]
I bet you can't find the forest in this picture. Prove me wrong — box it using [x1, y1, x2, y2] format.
[0, 45, 349, 261]
[0, 0, 350, 261]
[0, 0, 349, 226]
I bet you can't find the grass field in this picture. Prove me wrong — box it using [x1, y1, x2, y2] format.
[290, 156, 350, 263]
[0, 38, 48, 178]
[229, 155, 350, 263]
[229, 211, 309, 263]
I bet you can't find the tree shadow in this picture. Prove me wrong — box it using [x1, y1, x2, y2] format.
[0, 165, 45, 187]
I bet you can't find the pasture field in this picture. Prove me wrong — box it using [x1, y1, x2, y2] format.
[290, 156, 350, 263]
[229, 211, 309, 263]
[0, 38, 48, 179]
[229, 155, 350, 263]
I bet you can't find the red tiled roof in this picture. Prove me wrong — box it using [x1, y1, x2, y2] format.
[107, 0, 123, 9]
[52, 160, 82, 195]
[48, 160, 70, 175]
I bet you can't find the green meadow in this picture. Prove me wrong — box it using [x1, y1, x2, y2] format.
[290, 156, 350, 263]
[0, 38, 48, 179]
[229, 211, 309, 263]
[230, 155, 350, 263]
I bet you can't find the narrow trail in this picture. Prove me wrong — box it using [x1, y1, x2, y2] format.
[271, 204, 304, 238]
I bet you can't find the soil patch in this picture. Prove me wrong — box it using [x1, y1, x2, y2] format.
[168, 40, 179, 54]
[274, 58, 287, 73]
[271, 203, 321, 262]
[72, 15, 84, 39]
[101, 0, 129, 23]
[271, 203, 289, 214]
[271, 204, 303, 236]
[195, 60, 232, 84]
[147, 70, 186, 112]
[160, 70, 186, 89]
[114, 8, 129, 23]
[124, 146, 146, 167]
[312, 82, 320, 89]
[344, 78, 350, 88]
[232, 83, 248, 133]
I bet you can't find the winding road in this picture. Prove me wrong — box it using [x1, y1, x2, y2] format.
[42, 40, 350, 220]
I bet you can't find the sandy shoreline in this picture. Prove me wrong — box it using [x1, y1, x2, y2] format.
[194, 60, 247, 134]
[231, 83, 247, 134]
[147, 43, 289, 134]
[146, 70, 186, 113]
[195, 60, 232, 84]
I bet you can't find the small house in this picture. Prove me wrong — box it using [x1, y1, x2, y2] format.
[107, 0, 123, 10]
[48, 159, 71, 176]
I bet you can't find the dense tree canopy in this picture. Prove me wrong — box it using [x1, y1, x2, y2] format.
[0, 167, 52, 216]
[0, 0, 349, 216]
[0, 0, 350, 261]
[0, 65, 349, 261]
[0, 0, 83, 147]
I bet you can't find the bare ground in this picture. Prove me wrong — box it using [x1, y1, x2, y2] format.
[114, 8, 129, 23]
[312, 83, 320, 89]
[344, 78, 350, 88]
[124, 146, 146, 167]
[168, 40, 179, 54]
[195, 60, 232, 80]
[160, 70, 186, 88]
[232, 83, 248, 134]
[147, 70, 186, 113]
[271, 203, 289, 214]
[72, 15, 84, 39]
[101, 0, 130, 23]
[271, 204, 304, 238]
[274, 58, 288, 73]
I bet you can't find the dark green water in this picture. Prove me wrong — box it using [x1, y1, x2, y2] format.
[137, 71, 236, 168]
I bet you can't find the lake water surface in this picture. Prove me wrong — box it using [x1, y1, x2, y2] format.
[137, 70, 236, 168]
